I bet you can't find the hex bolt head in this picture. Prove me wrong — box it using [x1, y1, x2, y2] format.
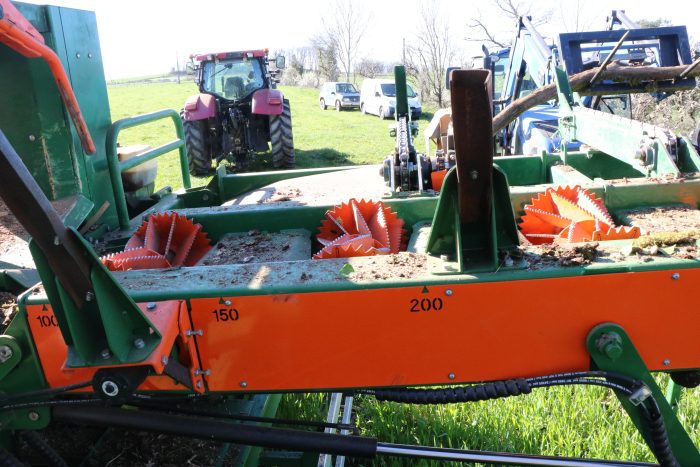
[470, 170, 478, 180]
[100, 348, 111, 360]
[75, 52, 81, 59]
[146, 302, 157, 311]
[445, 289, 453, 296]
[240, 381, 248, 388]
[133, 338, 145, 349]
[597, 332, 623, 361]
[28, 134, 36, 142]
[224, 300, 232, 306]
[663, 359, 671, 366]
[28, 411, 40, 422]
[448, 373, 456, 380]
[0, 345, 13, 363]
[85, 291, 95, 302]
[672, 272, 680, 280]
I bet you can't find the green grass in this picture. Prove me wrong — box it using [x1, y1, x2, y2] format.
[107, 83, 435, 192]
[106, 82, 700, 465]
[279, 380, 700, 466]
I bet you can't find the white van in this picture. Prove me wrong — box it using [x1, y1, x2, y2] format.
[360, 79, 421, 120]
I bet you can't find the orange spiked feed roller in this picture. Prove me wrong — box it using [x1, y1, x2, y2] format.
[101, 212, 211, 271]
[519, 186, 641, 245]
[314, 199, 406, 259]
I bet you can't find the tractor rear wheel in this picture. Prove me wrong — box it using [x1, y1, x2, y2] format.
[270, 99, 295, 169]
[183, 119, 212, 176]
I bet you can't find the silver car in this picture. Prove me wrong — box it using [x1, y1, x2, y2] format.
[319, 82, 361, 111]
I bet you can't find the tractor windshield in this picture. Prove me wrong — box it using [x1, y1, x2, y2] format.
[201, 58, 265, 101]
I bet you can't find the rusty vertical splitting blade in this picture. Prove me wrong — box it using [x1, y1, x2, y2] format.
[450, 69, 494, 225]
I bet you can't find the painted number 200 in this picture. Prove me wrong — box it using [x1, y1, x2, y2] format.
[409, 298, 443, 313]
[211, 308, 239, 322]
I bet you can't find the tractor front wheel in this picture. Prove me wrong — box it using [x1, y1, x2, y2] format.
[183, 119, 212, 176]
[270, 99, 295, 169]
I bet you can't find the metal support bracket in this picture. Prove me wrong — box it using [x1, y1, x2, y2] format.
[587, 323, 700, 466]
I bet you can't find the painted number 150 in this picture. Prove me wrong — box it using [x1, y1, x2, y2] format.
[211, 308, 239, 322]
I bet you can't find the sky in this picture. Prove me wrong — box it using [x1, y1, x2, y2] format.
[17, 0, 700, 79]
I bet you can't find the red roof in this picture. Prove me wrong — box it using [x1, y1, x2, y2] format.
[191, 49, 268, 62]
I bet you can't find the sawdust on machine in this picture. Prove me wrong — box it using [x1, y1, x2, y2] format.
[618, 204, 700, 234]
[0, 198, 31, 267]
[0, 291, 17, 330]
[200, 229, 312, 265]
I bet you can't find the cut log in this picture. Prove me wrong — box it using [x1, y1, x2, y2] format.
[493, 65, 700, 134]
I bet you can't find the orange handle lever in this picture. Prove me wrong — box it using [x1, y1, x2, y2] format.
[0, 0, 96, 154]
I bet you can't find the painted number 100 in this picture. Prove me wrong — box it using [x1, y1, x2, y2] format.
[35, 315, 58, 327]
[211, 308, 239, 322]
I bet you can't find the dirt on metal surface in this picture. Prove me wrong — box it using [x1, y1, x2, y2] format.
[618, 205, 700, 234]
[201, 229, 311, 265]
[0, 291, 17, 330]
[0, 198, 33, 268]
[516, 242, 604, 270]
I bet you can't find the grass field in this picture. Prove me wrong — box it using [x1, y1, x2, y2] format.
[107, 82, 433, 192]
[106, 82, 700, 466]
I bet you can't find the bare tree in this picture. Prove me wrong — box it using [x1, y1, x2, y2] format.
[466, 0, 553, 48]
[558, 0, 596, 33]
[311, 34, 340, 82]
[405, 0, 456, 107]
[322, 0, 370, 82]
[355, 58, 385, 78]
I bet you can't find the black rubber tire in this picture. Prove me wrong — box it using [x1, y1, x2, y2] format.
[183, 119, 212, 176]
[320, 98, 326, 110]
[270, 99, 295, 169]
[335, 100, 342, 112]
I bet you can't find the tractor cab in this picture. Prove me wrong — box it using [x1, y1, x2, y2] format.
[196, 51, 269, 103]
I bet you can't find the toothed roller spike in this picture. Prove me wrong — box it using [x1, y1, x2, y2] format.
[520, 185, 640, 244]
[314, 199, 406, 259]
[101, 213, 211, 271]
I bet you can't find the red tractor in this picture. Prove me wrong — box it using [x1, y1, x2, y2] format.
[182, 49, 294, 174]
